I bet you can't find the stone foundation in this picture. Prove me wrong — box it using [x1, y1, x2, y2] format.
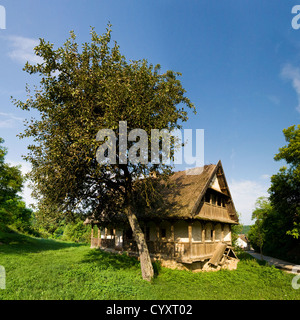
[159, 257, 239, 272]
[97, 247, 239, 272]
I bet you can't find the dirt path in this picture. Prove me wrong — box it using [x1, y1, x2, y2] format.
[246, 250, 299, 273]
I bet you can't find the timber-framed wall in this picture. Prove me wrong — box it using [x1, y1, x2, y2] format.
[90, 220, 232, 263]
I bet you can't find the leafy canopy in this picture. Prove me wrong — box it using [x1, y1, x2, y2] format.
[0, 138, 32, 231]
[269, 124, 300, 240]
[14, 25, 195, 222]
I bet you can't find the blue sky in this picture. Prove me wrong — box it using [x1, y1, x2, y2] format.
[0, 0, 300, 224]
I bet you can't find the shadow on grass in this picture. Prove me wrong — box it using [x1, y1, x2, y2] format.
[82, 249, 163, 277]
[237, 251, 269, 266]
[81, 249, 140, 271]
[0, 227, 86, 254]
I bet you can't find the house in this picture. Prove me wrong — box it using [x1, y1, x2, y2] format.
[84, 160, 239, 271]
[236, 234, 250, 250]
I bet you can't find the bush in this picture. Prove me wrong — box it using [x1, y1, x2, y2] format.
[61, 220, 91, 243]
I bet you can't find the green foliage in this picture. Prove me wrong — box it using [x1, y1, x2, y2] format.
[0, 230, 298, 300]
[231, 212, 243, 249]
[249, 125, 300, 263]
[61, 220, 91, 243]
[241, 225, 251, 235]
[0, 138, 35, 234]
[13, 25, 196, 280]
[13, 24, 195, 222]
[270, 125, 300, 239]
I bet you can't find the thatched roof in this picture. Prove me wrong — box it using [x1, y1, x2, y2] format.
[155, 160, 238, 224]
[84, 160, 238, 225]
[161, 164, 216, 218]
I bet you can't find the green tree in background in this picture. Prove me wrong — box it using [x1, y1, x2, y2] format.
[248, 197, 271, 258]
[269, 125, 300, 241]
[0, 138, 33, 232]
[249, 125, 300, 263]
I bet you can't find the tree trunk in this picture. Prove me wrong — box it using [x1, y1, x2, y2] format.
[122, 164, 154, 281]
[126, 203, 154, 282]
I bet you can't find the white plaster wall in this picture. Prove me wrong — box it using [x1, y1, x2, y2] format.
[174, 221, 189, 242]
[224, 224, 231, 242]
[209, 175, 221, 192]
[115, 229, 123, 247]
[192, 221, 202, 242]
[236, 238, 247, 248]
[205, 223, 213, 242]
[100, 228, 114, 239]
[215, 223, 222, 241]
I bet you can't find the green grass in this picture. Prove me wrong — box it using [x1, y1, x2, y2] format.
[0, 228, 299, 300]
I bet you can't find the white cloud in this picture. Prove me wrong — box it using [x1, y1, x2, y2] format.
[266, 95, 280, 106]
[6, 160, 36, 208]
[228, 179, 269, 225]
[6, 35, 43, 65]
[281, 64, 300, 114]
[0, 112, 24, 128]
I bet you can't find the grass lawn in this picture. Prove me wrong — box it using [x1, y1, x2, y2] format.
[0, 229, 299, 300]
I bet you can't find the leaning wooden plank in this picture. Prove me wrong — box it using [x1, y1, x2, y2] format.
[208, 242, 227, 266]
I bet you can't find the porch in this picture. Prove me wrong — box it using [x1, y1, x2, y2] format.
[90, 220, 232, 263]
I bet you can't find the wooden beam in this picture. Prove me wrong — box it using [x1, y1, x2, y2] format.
[97, 227, 101, 248]
[170, 223, 175, 257]
[188, 222, 192, 257]
[91, 224, 94, 239]
[170, 223, 175, 241]
[208, 242, 227, 266]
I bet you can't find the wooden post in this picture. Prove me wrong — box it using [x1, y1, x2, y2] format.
[202, 224, 205, 242]
[156, 223, 160, 252]
[221, 224, 224, 242]
[90, 224, 94, 248]
[113, 228, 116, 249]
[212, 224, 215, 242]
[170, 222, 175, 257]
[104, 227, 107, 240]
[202, 224, 206, 254]
[188, 222, 192, 258]
[97, 227, 101, 248]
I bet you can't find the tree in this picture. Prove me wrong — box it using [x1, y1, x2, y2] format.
[14, 25, 195, 281]
[248, 197, 271, 258]
[0, 138, 33, 232]
[269, 125, 300, 240]
[0, 137, 23, 224]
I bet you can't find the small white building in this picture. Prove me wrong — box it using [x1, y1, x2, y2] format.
[236, 234, 250, 250]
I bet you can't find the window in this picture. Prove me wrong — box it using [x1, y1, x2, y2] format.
[161, 228, 166, 238]
[217, 196, 222, 206]
[221, 198, 226, 207]
[146, 227, 150, 241]
[211, 194, 216, 205]
[125, 229, 133, 239]
[205, 223, 213, 242]
[205, 192, 210, 203]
